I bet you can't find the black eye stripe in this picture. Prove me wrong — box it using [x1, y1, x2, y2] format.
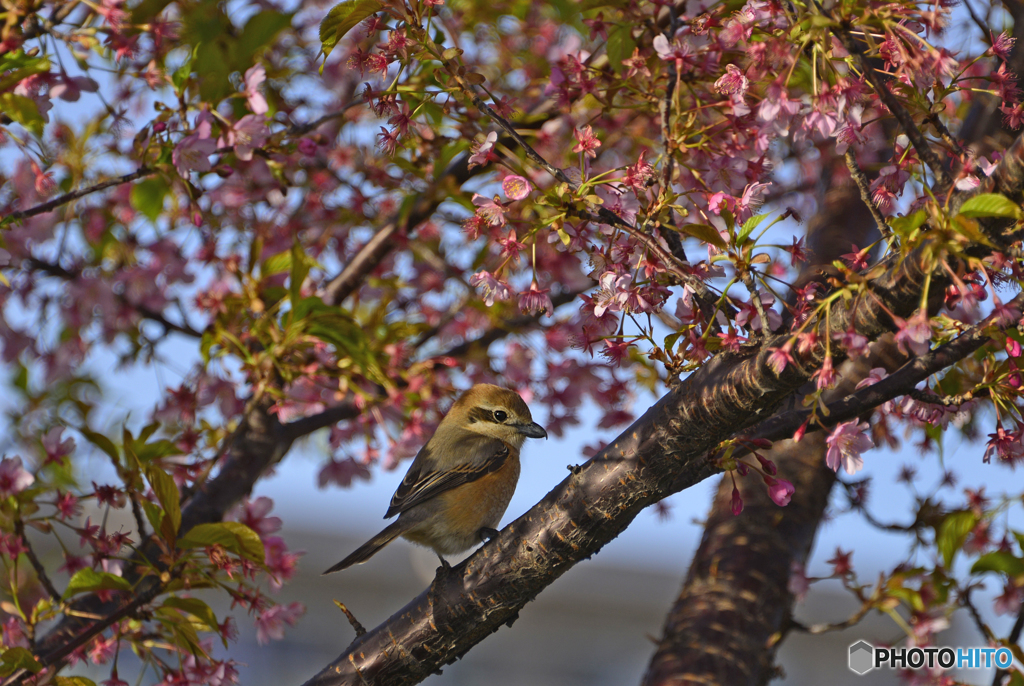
[468, 406, 506, 424]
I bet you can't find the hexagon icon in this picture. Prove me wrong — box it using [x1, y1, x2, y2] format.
[848, 641, 875, 675]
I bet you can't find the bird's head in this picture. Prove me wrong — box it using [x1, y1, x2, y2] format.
[447, 384, 548, 448]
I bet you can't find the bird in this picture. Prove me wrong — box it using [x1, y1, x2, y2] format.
[323, 384, 547, 574]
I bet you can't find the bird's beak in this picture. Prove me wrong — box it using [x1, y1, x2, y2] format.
[518, 422, 548, 439]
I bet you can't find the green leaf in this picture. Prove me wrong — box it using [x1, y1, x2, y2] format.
[972, 550, 1024, 577]
[1, 648, 42, 674]
[130, 177, 168, 222]
[162, 596, 220, 633]
[147, 466, 181, 538]
[136, 439, 184, 462]
[142, 499, 164, 534]
[606, 25, 636, 73]
[889, 210, 927, 235]
[0, 94, 45, 137]
[238, 11, 293, 61]
[0, 55, 51, 93]
[177, 522, 265, 563]
[262, 250, 292, 277]
[672, 222, 728, 249]
[319, 0, 384, 59]
[63, 568, 132, 599]
[958, 193, 1022, 219]
[54, 677, 98, 686]
[737, 213, 770, 245]
[80, 429, 120, 463]
[936, 510, 976, 568]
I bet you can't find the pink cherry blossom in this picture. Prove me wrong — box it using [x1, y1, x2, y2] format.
[172, 112, 216, 177]
[572, 125, 601, 158]
[825, 421, 872, 474]
[0, 457, 34, 497]
[244, 64, 268, 114]
[519, 282, 554, 317]
[764, 476, 795, 506]
[468, 131, 499, 168]
[469, 270, 513, 306]
[502, 175, 532, 200]
[255, 602, 305, 644]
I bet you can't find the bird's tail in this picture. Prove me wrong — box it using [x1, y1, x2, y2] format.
[322, 520, 409, 575]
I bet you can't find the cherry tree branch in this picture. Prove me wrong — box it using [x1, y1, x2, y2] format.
[746, 295, 1021, 446]
[844, 150, 891, 237]
[295, 134, 1024, 686]
[22, 258, 204, 339]
[3, 168, 155, 223]
[835, 24, 950, 187]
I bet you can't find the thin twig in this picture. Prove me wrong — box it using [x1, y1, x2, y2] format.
[4, 167, 155, 222]
[334, 600, 367, 637]
[743, 293, 1024, 447]
[23, 258, 203, 338]
[740, 270, 770, 340]
[15, 521, 61, 603]
[282, 402, 361, 442]
[835, 26, 949, 187]
[844, 150, 892, 238]
[905, 387, 988, 407]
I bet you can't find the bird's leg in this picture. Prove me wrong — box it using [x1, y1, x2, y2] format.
[478, 527, 500, 543]
[434, 552, 452, 572]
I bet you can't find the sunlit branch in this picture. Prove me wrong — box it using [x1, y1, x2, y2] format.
[295, 134, 1024, 686]
[835, 24, 949, 187]
[3, 167, 155, 223]
[746, 293, 1023, 447]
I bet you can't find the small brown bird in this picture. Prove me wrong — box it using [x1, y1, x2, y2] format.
[323, 384, 547, 574]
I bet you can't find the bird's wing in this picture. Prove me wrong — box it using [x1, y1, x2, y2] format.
[384, 435, 510, 518]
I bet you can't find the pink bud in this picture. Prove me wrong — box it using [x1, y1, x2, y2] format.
[763, 475, 795, 507]
[153, 121, 167, 133]
[755, 453, 777, 476]
[192, 211, 203, 227]
[793, 418, 809, 442]
[1007, 338, 1022, 358]
[735, 461, 749, 476]
[1009, 372, 1022, 388]
[297, 138, 318, 155]
[731, 486, 743, 515]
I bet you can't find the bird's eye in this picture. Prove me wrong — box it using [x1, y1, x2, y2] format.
[493, 410, 508, 422]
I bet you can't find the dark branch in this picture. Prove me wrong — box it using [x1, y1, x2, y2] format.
[295, 135, 1024, 686]
[3, 167, 155, 222]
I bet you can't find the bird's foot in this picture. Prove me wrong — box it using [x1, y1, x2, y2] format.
[478, 527, 500, 544]
[434, 553, 452, 574]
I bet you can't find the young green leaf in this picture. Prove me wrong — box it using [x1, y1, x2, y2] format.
[957, 193, 1022, 219]
[319, 0, 384, 59]
[63, 568, 132, 599]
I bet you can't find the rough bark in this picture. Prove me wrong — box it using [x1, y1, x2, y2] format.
[640, 16, 1024, 684]
[296, 135, 1024, 686]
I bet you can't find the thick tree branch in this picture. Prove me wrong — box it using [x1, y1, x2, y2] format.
[295, 135, 1024, 686]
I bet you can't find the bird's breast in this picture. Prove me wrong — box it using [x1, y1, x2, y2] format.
[441, 452, 521, 538]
